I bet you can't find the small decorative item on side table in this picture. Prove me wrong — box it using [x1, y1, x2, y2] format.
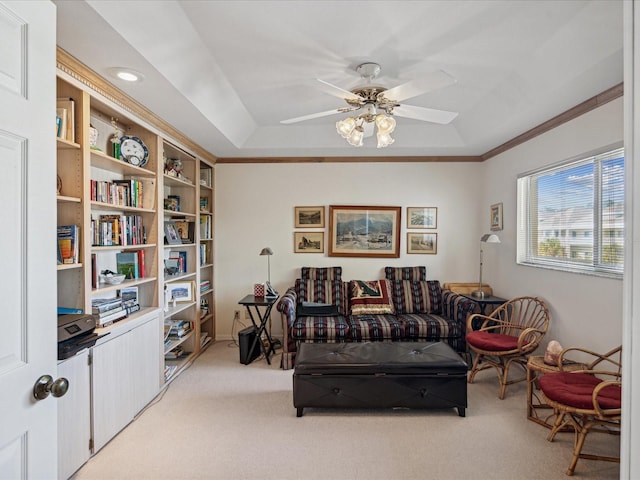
[526, 355, 586, 430]
[238, 294, 280, 365]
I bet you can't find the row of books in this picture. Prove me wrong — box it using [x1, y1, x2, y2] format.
[57, 225, 80, 265]
[116, 250, 146, 279]
[199, 214, 212, 240]
[200, 280, 211, 293]
[91, 214, 145, 246]
[90, 178, 155, 209]
[164, 250, 187, 276]
[56, 98, 75, 142]
[91, 297, 126, 326]
[199, 243, 209, 266]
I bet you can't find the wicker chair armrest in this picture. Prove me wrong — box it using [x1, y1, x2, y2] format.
[558, 345, 622, 373]
[592, 379, 622, 417]
[517, 327, 545, 350]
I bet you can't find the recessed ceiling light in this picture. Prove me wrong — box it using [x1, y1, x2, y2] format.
[107, 67, 145, 83]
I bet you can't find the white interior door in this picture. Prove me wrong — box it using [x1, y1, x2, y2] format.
[0, 1, 58, 478]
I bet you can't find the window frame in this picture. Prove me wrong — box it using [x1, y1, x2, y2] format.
[516, 145, 624, 279]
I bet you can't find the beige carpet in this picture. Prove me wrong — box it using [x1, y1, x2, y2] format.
[71, 342, 620, 480]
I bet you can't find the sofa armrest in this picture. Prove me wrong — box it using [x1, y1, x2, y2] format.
[276, 287, 297, 327]
[442, 289, 478, 335]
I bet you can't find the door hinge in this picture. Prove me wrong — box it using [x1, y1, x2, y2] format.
[88, 352, 92, 366]
[89, 438, 93, 451]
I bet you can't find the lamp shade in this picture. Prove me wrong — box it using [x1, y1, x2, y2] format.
[480, 234, 501, 243]
[259, 247, 273, 256]
[336, 117, 356, 138]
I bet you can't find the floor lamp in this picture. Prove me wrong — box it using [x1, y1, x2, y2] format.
[472, 234, 501, 298]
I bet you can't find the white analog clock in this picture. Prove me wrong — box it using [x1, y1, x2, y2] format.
[120, 135, 149, 167]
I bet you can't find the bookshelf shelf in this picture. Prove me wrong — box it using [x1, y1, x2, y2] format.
[90, 150, 155, 177]
[56, 137, 81, 150]
[57, 195, 82, 203]
[92, 244, 157, 252]
[91, 201, 155, 214]
[92, 276, 157, 294]
[57, 262, 83, 271]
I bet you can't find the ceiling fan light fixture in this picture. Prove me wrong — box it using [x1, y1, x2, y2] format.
[347, 125, 364, 147]
[336, 117, 356, 138]
[375, 114, 396, 134]
[376, 131, 394, 148]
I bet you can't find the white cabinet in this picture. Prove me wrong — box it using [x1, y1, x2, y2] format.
[92, 312, 161, 452]
[57, 350, 91, 480]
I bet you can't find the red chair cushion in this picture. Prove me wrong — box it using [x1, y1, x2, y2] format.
[466, 331, 520, 351]
[539, 372, 621, 410]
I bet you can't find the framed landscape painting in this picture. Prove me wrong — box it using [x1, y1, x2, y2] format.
[295, 206, 324, 228]
[328, 205, 401, 258]
[407, 207, 437, 229]
[294, 232, 324, 253]
[407, 233, 437, 254]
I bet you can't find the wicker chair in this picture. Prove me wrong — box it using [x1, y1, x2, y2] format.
[466, 296, 550, 399]
[539, 346, 622, 476]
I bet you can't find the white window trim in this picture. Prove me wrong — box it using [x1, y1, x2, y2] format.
[517, 144, 624, 280]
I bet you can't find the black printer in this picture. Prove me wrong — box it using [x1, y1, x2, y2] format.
[57, 313, 100, 360]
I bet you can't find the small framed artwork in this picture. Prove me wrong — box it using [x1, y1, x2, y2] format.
[164, 221, 183, 245]
[407, 207, 437, 229]
[166, 281, 194, 302]
[295, 206, 325, 228]
[294, 231, 324, 253]
[490, 202, 503, 231]
[174, 221, 193, 243]
[407, 232, 437, 254]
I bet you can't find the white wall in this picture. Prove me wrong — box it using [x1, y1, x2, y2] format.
[215, 162, 482, 340]
[214, 97, 624, 350]
[484, 97, 624, 352]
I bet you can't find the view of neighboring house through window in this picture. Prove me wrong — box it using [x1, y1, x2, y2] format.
[517, 146, 624, 278]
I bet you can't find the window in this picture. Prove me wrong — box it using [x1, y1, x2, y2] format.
[517, 147, 624, 278]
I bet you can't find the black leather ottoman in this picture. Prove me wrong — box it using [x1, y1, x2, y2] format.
[293, 342, 468, 417]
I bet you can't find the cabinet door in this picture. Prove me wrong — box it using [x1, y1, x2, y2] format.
[57, 350, 91, 480]
[91, 332, 134, 452]
[130, 315, 162, 413]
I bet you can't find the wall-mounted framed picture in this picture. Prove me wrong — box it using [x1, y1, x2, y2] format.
[164, 221, 183, 245]
[407, 232, 438, 254]
[490, 202, 503, 231]
[407, 206, 437, 229]
[294, 231, 324, 253]
[328, 205, 401, 258]
[294, 206, 325, 228]
[166, 281, 194, 302]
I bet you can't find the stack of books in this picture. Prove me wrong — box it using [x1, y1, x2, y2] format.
[165, 318, 192, 338]
[92, 297, 126, 326]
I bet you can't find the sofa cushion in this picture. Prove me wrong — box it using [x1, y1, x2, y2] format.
[384, 266, 426, 281]
[349, 279, 395, 315]
[465, 331, 522, 351]
[391, 280, 442, 315]
[348, 314, 404, 341]
[301, 267, 342, 281]
[291, 315, 350, 343]
[295, 279, 348, 316]
[396, 313, 463, 340]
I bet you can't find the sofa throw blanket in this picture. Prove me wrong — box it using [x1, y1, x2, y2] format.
[350, 280, 395, 315]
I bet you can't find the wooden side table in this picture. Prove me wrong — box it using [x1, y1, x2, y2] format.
[526, 355, 585, 429]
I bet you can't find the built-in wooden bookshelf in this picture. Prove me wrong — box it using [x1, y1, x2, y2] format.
[55, 48, 216, 477]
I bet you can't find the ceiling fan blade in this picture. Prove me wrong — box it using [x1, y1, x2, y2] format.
[381, 70, 456, 103]
[393, 104, 458, 124]
[280, 106, 358, 124]
[316, 79, 363, 102]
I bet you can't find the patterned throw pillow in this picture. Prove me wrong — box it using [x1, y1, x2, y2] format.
[391, 280, 442, 315]
[349, 279, 395, 315]
[384, 266, 426, 281]
[301, 267, 342, 281]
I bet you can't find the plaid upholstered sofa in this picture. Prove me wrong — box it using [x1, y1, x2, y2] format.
[276, 266, 477, 369]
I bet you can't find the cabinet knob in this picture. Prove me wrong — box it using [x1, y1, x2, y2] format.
[33, 375, 69, 400]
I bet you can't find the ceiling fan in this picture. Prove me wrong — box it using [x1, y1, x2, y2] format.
[280, 63, 459, 147]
